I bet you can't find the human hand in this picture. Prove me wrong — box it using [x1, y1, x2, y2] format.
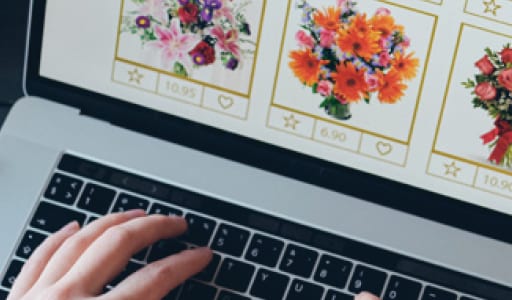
[355, 292, 381, 300]
[8, 210, 212, 300]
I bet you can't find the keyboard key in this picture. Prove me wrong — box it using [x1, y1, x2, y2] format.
[215, 258, 255, 293]
[148, 239, 187, 262]
[348, 265, 387, 296]
[279, 244, 319, 278]
[422, 286, 457, 300]
[31, 202, 86, 233]
[182, 214, 216, 246]
[0, 290, 8, 300]
[77, 183, 116, 215]
[286, 279, 324, 300]
[383, 276, 422, 300]
[163, 286, 181, 300]
[16, 230, 47, 259]
[110, 261, 143, 286]
[218, 290, 250, 300]
[211, 224, 250, 257]
[112, 193, 150, 213]
[194, 253, 221, 282]
[44, 173, 83, 205]
[149, 203, 183, 217]
[2, 260, 23, 289]
[245, 233, 284, 268]
[133, 248, 149, 262]
[314, 254, 353, 289]
[325, 290, 353, 300]
[179, 280, 217, 300]
[250, 269, 290, 300]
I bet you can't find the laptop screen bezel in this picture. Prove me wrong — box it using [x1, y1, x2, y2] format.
[24, 0, 512, 244]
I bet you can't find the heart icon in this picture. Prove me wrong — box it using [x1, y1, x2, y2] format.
[376, 141, 393, 156]
[218, 95, 234, 110]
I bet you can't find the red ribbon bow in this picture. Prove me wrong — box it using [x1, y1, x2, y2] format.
[481, 119, 512, 164]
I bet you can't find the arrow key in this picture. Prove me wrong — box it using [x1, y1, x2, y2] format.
[44, 173, 83, 205]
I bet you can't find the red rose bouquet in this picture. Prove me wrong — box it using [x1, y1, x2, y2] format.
[122, 0, 255, 77]
[288, 0, 419, 120]
[463, 45, 512, 167]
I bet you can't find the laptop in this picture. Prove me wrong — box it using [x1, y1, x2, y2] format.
[1, 0, 511, 299]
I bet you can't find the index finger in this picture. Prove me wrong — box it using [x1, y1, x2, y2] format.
[58, 215, 188, 296]
[102, 247, 212, 300]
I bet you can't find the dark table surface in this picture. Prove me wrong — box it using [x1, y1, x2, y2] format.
[0, 1, 31, 127]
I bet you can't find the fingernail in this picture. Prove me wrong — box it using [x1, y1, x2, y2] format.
[355, 292, 380, 300]
[60, 221, 80, 234]
[124, 209, 147, 218]
[195, 247, 213, 255]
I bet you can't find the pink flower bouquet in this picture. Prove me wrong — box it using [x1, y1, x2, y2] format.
[121, 0, 255, 77]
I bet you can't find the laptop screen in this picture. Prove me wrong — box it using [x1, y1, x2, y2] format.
[39, 0, 512, 216]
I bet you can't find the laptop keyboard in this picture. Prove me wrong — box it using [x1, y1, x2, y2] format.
[1, 154, 511, 300]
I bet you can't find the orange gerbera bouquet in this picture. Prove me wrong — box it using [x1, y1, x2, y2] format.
[289, 0, 419, 120]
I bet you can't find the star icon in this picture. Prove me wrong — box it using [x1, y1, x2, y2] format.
[444, 161, 461, 178]
[284, 114, 300, 130]
[128, 68, 144, 85]
[483, 0, 502, 16]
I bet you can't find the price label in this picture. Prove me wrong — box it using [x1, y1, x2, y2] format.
[157, 75, 202, 105]
[475, 168, 512, 198]
[313, 120, 361, 152]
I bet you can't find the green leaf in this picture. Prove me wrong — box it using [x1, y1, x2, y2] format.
[312, 83, 318, 94]
[173, 62, 189, 77]
[462, 78, 476, 88]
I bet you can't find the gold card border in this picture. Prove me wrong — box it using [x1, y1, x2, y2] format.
[268, 0, 439, 146]
[426, 152, 512, 201]
[464, 0, 512, 27]
[268, 107, 411, 167]
[422, 0, 443, 5]
[430, 23, 512, 178]
[112, 60, 250, 120]
[112, 0, 268, 99]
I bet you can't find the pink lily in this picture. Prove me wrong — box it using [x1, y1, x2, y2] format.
[149, 19, 198, 69]
[210, 26, 241, 58]
[138, 0, 168, 24]
[214, 2, 235, 24]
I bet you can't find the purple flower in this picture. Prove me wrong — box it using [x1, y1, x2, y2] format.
[226, 57, 239, 70]
[199, 0, 222, 22]
[200, 8, 214, 22]
[191, 52, 207, 65]
[178, 0, 189, 5]
[135, 16, 151, 29]
[203, 0, 222, 9]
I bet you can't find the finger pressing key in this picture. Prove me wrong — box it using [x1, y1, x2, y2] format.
[102, 247, 213, 300]
[27, 210, 146, 294]
[58, 215, 188, 296]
